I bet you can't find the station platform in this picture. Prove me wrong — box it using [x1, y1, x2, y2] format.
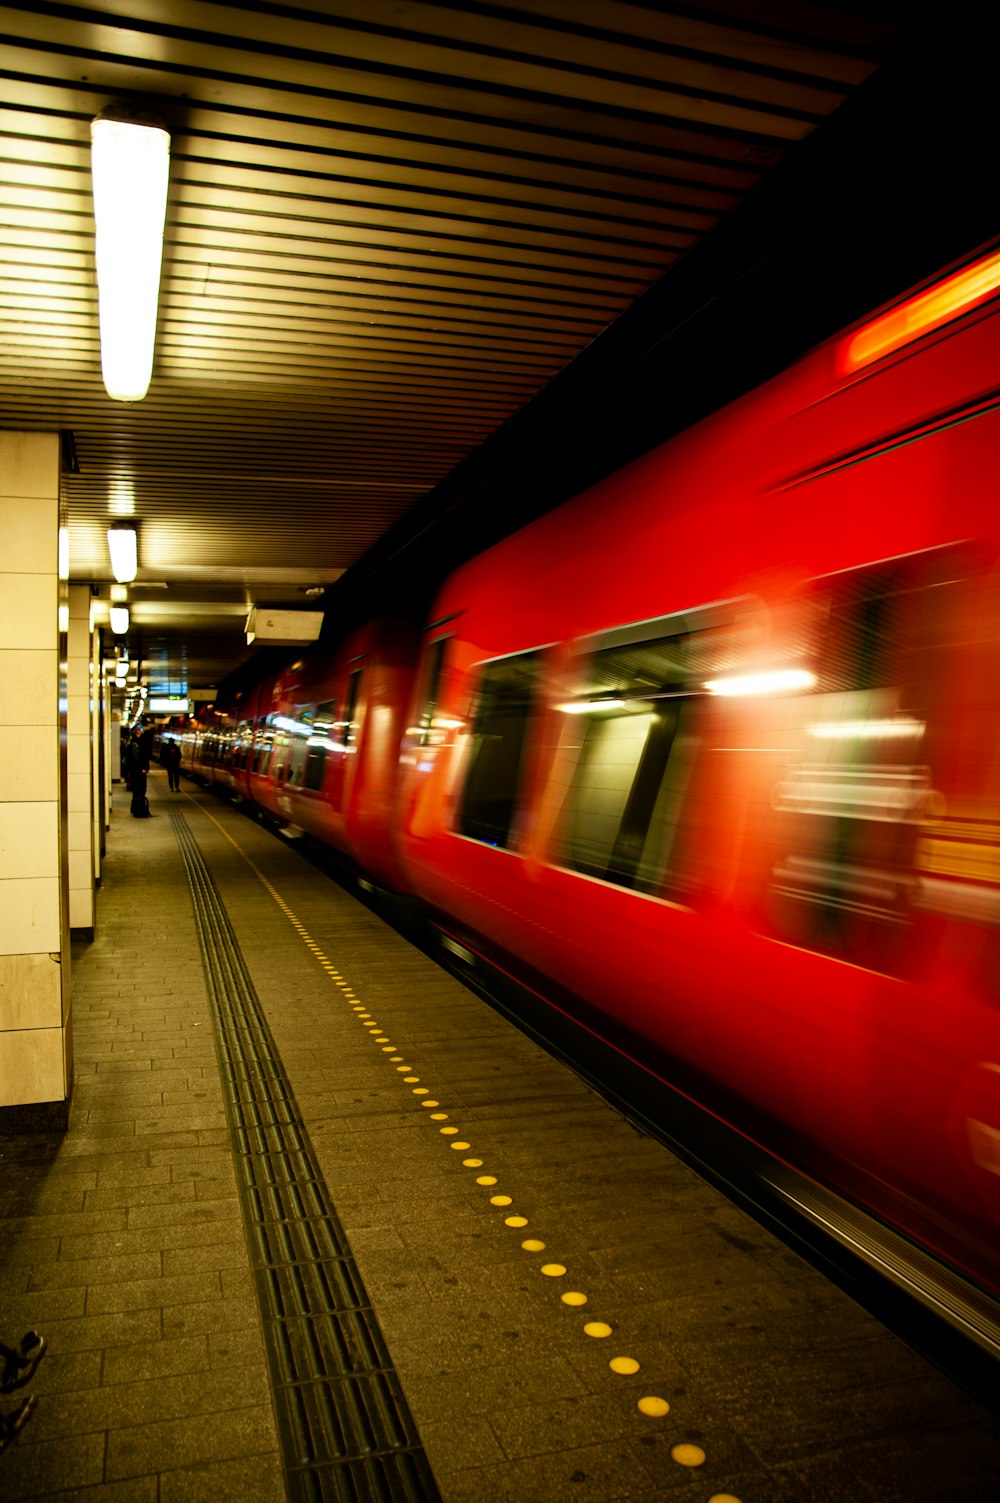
[2, 770, 1000, 1503]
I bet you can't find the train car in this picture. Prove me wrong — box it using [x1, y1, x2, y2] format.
[389, 238, 1000, 1321]
[230, 617, 417, 890]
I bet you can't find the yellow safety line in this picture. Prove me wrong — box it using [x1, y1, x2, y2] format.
[185, 796, 722, 1475]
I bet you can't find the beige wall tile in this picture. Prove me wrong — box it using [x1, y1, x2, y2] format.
[67, 847, 92, 895]
[0, 574, 58, 651]
[0, 952, 62, 1031]
[0, 649, 59, 728]
[0, 1024, 65, 1106]
[0, 431, 60, 502]
[0, 496, 59, 574]
[0, 725, 59, 801]
[0, 802, 59, 881]
[0, 876, 61, 953]
[67, 809, 91, 853]
[69, 881, 94, 931]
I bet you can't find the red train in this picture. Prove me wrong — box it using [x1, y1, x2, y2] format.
[180, 239, 1000, 1340]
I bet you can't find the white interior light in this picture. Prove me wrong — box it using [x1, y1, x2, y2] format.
[107, 524, 137, 582]
[109, 605, 130, 635]
[557, 696, 627, 714]
[90, 110, 170, 402]
[704, 669, 817, 697]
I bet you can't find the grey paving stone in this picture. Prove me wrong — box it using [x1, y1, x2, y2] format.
[0, 1431, 107, 1500]
[158, 1452, 286, 1503]
[104, 1404, 279, 1480]
[101, 1334, 210, 1386]
[84, 1270, 223, 1315]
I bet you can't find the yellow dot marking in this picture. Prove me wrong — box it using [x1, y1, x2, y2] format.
[395, 1066, 410, 1072]
[672, 1445, 706, 1468]
[413, 1089, 430, 1096]
[489, 1195, 512, 1207]
[638, 1397, 670, 1419]
[504, 1215, 528, 1228]
[374, 1037, 390, 1043]
[404, 1077, 420, 1083]
[422, 1102, 441, 1110]
[561, 1291, 587, 1307]
[540, 1263, 566, 1277]
[476, 1175, 496, 1185]
[463, 1159, 483, 1168]
[390, 1056, 403, 1062]
[381, 1047, 396, 1053]
[357, 1013, 370, 1018]
[708, 1496, 742, 1503]
[522, 1239, 545, 1252]
[450, 1141, 471, 1150]
[428, 1111, 447, 1119]
[584, 1322, 612, 1339]
[610, 1357, 640, 1375]
[440, 1127, 458, 1135]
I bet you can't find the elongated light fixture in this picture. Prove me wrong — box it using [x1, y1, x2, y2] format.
[90, 108, 170, 402]
[109, 605, 130, 635]
[107, 523, 137, 582]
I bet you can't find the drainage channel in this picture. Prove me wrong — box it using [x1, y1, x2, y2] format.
[169, 802, 441, 1503]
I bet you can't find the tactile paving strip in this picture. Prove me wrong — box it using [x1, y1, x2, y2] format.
[170, 803, 441, 1502]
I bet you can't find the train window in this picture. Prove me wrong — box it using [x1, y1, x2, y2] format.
[251, 715, 271, 774]
[417, 637, 448, 746]
[459, 652, 539, 848]
[304, 700, 335, 791]
[555, 628, 706, 894]
[340, 669, 362, 747]
[284, 707, 314, 787]
[765, 548, 967, 976]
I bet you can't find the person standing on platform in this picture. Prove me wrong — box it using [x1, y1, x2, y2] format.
[124, 725, 152, 817]
[164, 737, 182, 791]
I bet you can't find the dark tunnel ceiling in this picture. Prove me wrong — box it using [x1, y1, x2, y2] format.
[0, 1, 993, 691]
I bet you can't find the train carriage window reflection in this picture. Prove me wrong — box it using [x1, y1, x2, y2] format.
[417, 637, 448, 746]
[340, 669, 362, 747]
[766, 548, 968, 976]
[304, 700, 335, 791]
[459, 652, 539, 848]
[252, 714, 273, 774]
[554, 602, 770, 899]
[283, 707, 313, 787]
[556, 630, 705, 894]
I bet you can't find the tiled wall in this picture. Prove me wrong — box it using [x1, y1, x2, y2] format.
[0, 431, 71, 1121]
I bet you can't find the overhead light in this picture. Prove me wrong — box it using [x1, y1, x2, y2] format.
[110, 583, 128, 602]
[109, 605, 130, 635]
[90, 107, 170, 402]
[107, 523, 137, 582]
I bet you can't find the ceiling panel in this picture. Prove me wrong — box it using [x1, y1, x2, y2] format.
[0, 0, 977, 692]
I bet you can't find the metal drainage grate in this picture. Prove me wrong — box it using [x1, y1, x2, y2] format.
[169, 803, 441, 1502]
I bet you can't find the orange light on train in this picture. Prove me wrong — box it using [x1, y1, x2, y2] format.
[840, 247, 1000, 374]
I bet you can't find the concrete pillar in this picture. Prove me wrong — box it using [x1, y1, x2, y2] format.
[0, 431, 71, 1129]
[67, 583, 96, 936]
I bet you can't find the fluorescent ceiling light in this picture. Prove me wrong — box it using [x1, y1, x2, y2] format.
[109, 605, 130, 635]
[90, 110, 170, 402]
[107, 524, 137, 582]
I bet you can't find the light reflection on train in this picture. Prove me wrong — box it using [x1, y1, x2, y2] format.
[179, 240, 1000, 1336]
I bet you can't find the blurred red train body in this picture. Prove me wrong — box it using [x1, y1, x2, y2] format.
[186, 242, 1000, 1307]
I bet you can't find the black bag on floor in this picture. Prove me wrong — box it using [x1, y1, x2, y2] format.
[130, 790, 152, 818]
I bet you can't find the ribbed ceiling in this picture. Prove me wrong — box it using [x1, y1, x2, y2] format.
[0, 1, 943, 687]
